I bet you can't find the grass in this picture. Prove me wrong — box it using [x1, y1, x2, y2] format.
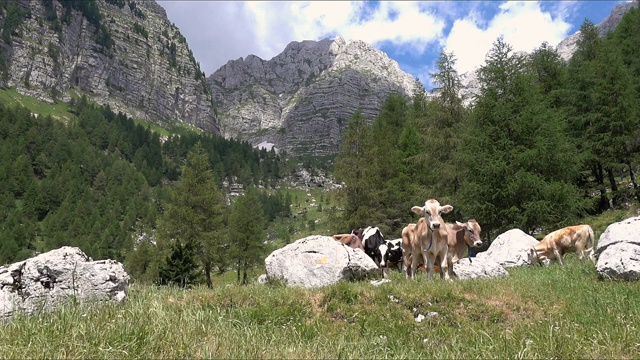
[1, 258, 639, 359]
[0, 88, 74, 123]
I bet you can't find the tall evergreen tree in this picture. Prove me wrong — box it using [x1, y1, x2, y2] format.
[157, 142, 226, 288]
[334, 110, 377, 231]
[457, 37, 586, 237]
[228, 186, 266, 285]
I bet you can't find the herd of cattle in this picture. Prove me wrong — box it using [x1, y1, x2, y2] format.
[332, 199, 597, 280]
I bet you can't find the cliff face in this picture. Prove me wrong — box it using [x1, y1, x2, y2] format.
[208, 36, 417, 157]
[556, 0, 637, 62]
[0, 0, 217, 132]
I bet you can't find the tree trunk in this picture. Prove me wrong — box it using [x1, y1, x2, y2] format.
[241, 261, 249, 285]
[628, 162, 640, 203]
[204, 262, 212, 289]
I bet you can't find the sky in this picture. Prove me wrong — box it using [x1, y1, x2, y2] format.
[158, 1, 629, 90]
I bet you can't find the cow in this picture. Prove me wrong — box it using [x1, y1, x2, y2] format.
[332, 233, 364, 251]
[379, 238, 403, 277]
[527, 224, 596, 266]
[402, 199, 453, 280]
[349, 226, 386, 277]
[440, 220, 483, 278]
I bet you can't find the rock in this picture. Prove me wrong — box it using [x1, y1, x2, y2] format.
[596, 216, 640, 281]
[3, 0, 217, 133]
[264, 235, 378, 288]
[476, 229, 539, 268]
[0, 247, 129, 319]
[256, 274, 268, 285]
[452, 257, 509, 280]
[208, 36, 418, 157]
[370, 278, 391, 286]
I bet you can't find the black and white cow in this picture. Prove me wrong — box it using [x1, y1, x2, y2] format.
[352, 226, 386, 276]
[379, 238, 403, 277]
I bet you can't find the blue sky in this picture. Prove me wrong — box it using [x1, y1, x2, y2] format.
[159, 1, 629, 90]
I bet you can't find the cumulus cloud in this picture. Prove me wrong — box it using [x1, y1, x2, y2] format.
[160, 1, 595, 84]
[444, 1, 572, 74]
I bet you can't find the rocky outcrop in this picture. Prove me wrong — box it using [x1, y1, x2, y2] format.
[0, 246, 129, 319]
[208, 36, 418, 157]
[596, 216, 640, 281]
[264, 235, 378, 288]
[556, 1, 638, 62]
[452, 257, 509, 280]
[476, 229, 539, 268]
[0, 0, 217, 132]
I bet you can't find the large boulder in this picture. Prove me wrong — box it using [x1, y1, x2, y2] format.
[264, 235, 378, 288]
[452, 257, 509, 280]
[0, 247, 129, 319]
[476, 229, 539, 268]
[596, 216, 640, 281]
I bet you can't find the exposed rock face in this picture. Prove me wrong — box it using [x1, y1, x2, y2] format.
[476, 229, 539, 268]
[556, 0, 638, 62]
[0, 0, 217, 132]
[452, 257, 509, 280]
[596, 216, 640, 281]
[0, 246, 129, 319]
[208, 36, 417, 157]
[264, 235, 378, 288]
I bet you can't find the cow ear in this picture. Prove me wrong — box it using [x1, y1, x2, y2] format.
[441, 205, 453, 214]
[455, 221, 465, 227]
[411, 206, 423, 214]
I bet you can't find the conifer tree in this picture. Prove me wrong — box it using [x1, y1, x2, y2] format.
[228, 186, 266, 285]
[457, 37, 585, 236]
[157, 142, 226, 288]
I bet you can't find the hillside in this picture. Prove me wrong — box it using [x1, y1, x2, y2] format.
[0, 0, 217, 132]
[0, 260, 639, 358]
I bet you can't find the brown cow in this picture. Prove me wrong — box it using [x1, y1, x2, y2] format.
[528, 224, 596, 266]
[332, 233, 365, 251]
[402, 199, 453, 280]
[438, 219, 483, 278]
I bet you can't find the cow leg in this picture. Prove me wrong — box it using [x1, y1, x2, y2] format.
[440, 250, 451, 281]
[446, 252, 456, 279]
[423, 252, 434, 280]
[553, 248, 564, 265]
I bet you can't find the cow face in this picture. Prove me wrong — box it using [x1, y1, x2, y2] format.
[379, 239, 402, 268]
[528, 247, 550, 266]
[411, 199, 453, 231]
[457, 219, 483, 247]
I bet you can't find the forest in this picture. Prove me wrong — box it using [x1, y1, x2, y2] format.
[2, 7, 640, 287]
[333, 15, 640, 244]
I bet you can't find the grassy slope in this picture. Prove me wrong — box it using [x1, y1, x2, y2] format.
[1, 258, 639, 359]
[3, 89, 640, 359]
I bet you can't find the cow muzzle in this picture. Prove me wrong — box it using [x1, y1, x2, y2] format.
[473, 240, 483, 247]
[430, 221, 441, 230]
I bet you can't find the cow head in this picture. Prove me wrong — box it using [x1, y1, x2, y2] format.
[456, 219, 483, 247]
[411, 199, 453, 231]
[379, 239, 402, 268]
[527, 247, 549, 266]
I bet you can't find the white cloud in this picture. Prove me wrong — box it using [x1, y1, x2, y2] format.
[443, 1, 572, 74]
[243, 1, 445, 59]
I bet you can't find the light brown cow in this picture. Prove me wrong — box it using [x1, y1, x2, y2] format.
[332, 234, 365, 251]
[402, 199, 453, 280]
[528, 224, 596, 266]
[440, 219, 483, 278]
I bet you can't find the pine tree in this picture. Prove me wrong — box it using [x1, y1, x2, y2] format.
[157, 142, 227, 288]
[228, 186, 266, 285]
[457, 37, 586, 236]
[334, 110, 377, 230]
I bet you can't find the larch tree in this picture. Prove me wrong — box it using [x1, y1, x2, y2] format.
[157, 142, 227, 288]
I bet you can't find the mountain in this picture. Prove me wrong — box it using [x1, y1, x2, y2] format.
[0, 0, 217, 133]
[556, 0, 638, 61]
[208, 36, 418, 157]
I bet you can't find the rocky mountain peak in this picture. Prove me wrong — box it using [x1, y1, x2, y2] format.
[208, 36, 417, 157]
